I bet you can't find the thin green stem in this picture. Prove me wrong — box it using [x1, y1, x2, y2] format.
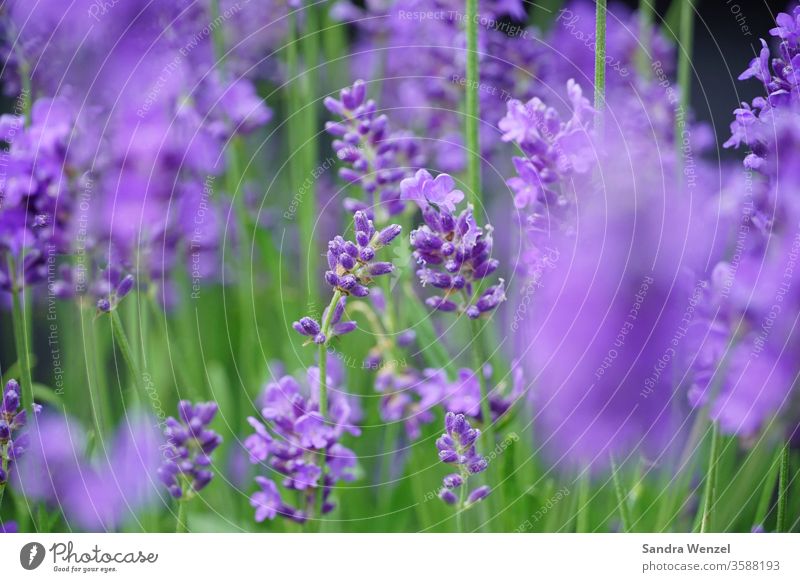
[610, 455, 631, 532]
[176, 499, 188, 533]
[7, 256, 34, 411]
[0, 443, 9, 511]
[317, 342, 328, 418]
[286, 10, 318, 308]
[314, 289, 343, 522]
[470, 319, 495, 445]
[317, 290, 343, 418]
[81, 299, 110, 437]
[109, 309, 142, 390]
[776, 442, 790, 533]
[636, 0, 656, 77]
[754, 445, 783, 530]
[699, 422, 720, 533]
[464, 0, 481, 206]
[593, 0, 608, 131]
[676, 0, 695, 177]
[576, 474, 590, 532]
[456, 468, 468, 533]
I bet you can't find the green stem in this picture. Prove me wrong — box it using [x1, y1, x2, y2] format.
[610, 455, 631, 532]
[676, 0, 695, 176]
[109, 310, 142, 390]
[7, 256, 34, 411]
[176, 500, 188, 533]
[317, 342, 328, 419]
[594, 0, 607, 130]
[576, 474, 590, 532]
[636, 0, 656, 77]
[286, 11, 319, 308]
[317, 290, 343, 417]
[314, 290, 343, 521]
[0, 443, 9, 511]
[754, 445, 783, 530]
[81, 299, 110, 437]
[464, 0, 481, 206]
[699, 422, 720, 533]
[470, 319, 495, 445]
[456, 468, 468, 533]
[776, 442, 790, 533]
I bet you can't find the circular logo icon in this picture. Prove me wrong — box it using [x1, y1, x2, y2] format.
[20, 542, 46, 570]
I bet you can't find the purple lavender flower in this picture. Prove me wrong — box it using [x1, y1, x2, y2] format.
[158, 401, 222, 499]
[94, 271, 135, 313]
[332, 1, 534, 170]
[499, 80, 595, 211]
[0, 98, 80, 296]
[292, 295, 358, 346]
[0, 379, 40, 485]
[400, 170, 464, 212]
[294, 210, 401, 344]
[14, 411, 161, 531]
[436, 412, 490, 507]
[251, 476, 292, 522]
[324, 80, 424, 218]
[376, 367, 439, 441]
[245, 370, 358, 523]
[404, 173, 505, 319]
[440, 367, 525, 424]
[728, 5, 800, 134]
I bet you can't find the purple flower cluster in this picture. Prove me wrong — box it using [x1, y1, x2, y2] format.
[436, 412, 490, 506]
[335, 1, 674, 171]
[0, 2, 274, 308]
[294, 211, 401, 344]
[726, 5, 800, 155]
[671, 3, 800, 437]
[14, 411, 161, 530]
[95, 271, 135, 313]
[402, 171, 505, 318]
[245, 372, 358, 523]
[377, 366, 524, 441]
[294, 296, 355, 345]
[499, 80, 595, 211]
[0, 380, 39, 484]
[0, 98, 80, 295]
[324, 80, 424, 218]
[508, 73, 727, 466]
[439, 367, 524, 424]
[377, 368, 440, 441]
[333, 0, 532, 169]
[158, 401, 223, 499]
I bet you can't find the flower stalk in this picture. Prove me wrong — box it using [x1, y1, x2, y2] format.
[700, 422, 720, 533]
[776, 442, 790, 533]
[610, 455, 631, 532]
[594, 0, 608, 130]
[7, 256, 34, 412]
[676, 0, 695, 176]
[464, 0, 481, 206]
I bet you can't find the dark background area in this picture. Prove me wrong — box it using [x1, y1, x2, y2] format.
[618, 0, 790, 142]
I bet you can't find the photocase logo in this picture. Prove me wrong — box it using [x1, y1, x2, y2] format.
[20, 542, 46, 570]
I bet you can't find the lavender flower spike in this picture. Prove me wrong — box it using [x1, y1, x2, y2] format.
[406, 173, 505, 318]
[245, 372, 358, 523]
[324, 80, 423, 218]
[0, 379, 41, 485]
[293, 210, 401, 345]
[158, 401, 222, 499]
[436, 412, 490, 508]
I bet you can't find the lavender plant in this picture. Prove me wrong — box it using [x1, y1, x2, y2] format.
[436, 412, 490, 527]
[0, 0, 797, 537]
[244, 372, 358, 523]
